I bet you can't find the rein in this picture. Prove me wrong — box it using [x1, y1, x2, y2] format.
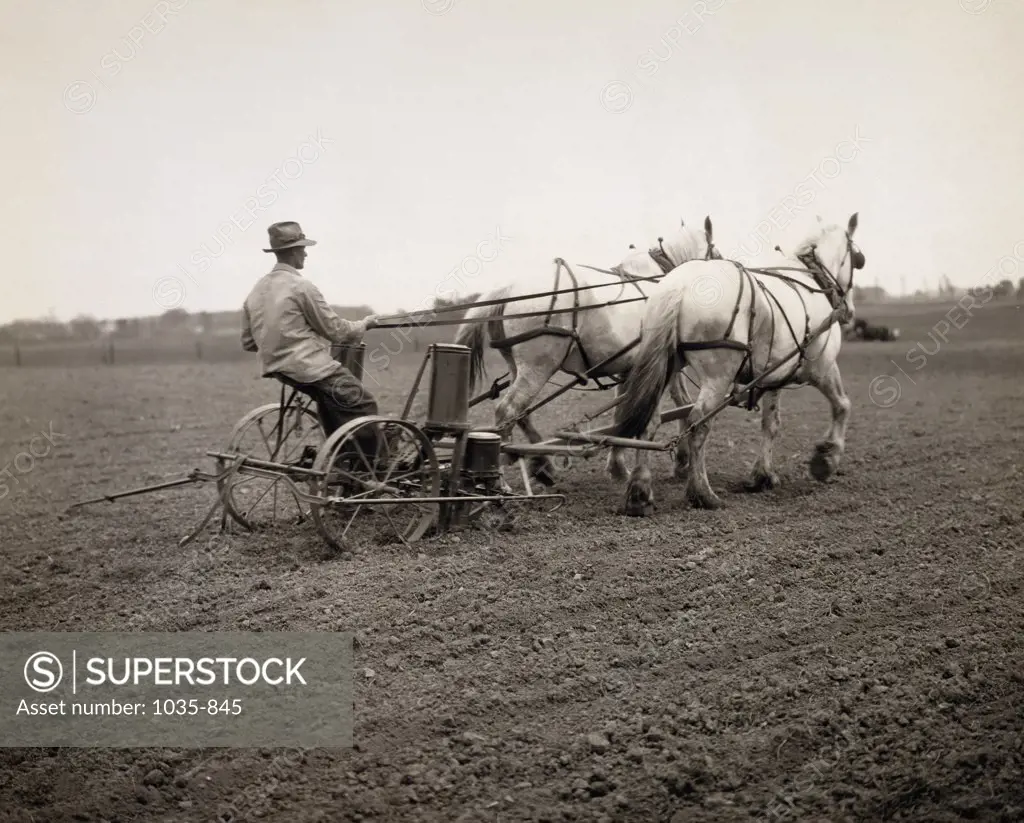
[373, 295, 648, 329]
[374, 271, 665, 325]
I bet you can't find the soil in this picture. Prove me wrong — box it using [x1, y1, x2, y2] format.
[1, 303, 1022, 822]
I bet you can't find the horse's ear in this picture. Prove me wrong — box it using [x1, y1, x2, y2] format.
[704, 215, 713, 236]
[680, 217, 685, 227]
[848, 212, 859, 235]
[816, 214, 823, 224]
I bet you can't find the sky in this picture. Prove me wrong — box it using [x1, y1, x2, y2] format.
[2, 0, 1022, 323]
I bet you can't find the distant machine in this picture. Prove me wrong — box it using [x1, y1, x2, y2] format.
[850, 317, 900, 341]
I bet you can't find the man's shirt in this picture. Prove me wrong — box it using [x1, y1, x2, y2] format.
[241, 262, 368, 384]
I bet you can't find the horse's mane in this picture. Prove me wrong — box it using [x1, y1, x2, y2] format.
[618, 221, 707, 276]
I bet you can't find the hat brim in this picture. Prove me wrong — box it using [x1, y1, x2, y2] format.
[262, 238, 317, 253]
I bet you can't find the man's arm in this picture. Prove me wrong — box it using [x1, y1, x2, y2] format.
[241, 304, 258, 352]
[299, 281, 376, 343]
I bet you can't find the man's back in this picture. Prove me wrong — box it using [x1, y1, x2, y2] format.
[243, 263, 364, 384]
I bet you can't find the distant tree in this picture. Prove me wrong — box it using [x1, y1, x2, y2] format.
[1017, 277, 1024, 299]
[69, 314, 102, 340]
[994, 279, 1014, 300]
[852, 285, 889, 303]
[939, 274, 956, 298]
[159, 307, 190, 330]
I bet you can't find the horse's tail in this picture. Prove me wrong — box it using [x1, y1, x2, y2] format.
[614, 287, 683, 439]
[454, 287, 511, 391]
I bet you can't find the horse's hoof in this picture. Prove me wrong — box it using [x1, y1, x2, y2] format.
[744, 471, 780, 492]
[687, 489, 724, 510]
[527, 455, 557, 487]
[809, 443, 840, 482]
[531, 465, 557, 487]
[623, 489, 654, 516]
[673, 462, 689, 481]
[607, 461, 629, 482]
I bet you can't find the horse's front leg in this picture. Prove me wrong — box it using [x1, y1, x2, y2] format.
[744, 389, 782, 491]
[807, 362, 851, 482]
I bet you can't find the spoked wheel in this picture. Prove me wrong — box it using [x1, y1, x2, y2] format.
[310, 416, 441, 552]
[218, 401, 325, 532]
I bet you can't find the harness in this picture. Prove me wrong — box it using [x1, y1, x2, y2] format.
[489, 238, 719, 390]
[677, 231, 861, 410]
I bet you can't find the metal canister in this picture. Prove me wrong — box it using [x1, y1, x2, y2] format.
[425, 343, 471, 431]
[463, 431, 502, 479]
[331, 342, 366, 381]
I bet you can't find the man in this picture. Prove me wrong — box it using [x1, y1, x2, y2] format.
[241, 221, 380, 440]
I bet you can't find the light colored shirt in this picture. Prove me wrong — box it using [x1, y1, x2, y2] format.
[241, 262, 368, 383]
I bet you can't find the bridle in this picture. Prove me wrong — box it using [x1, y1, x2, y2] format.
[795, 230, 864, 316]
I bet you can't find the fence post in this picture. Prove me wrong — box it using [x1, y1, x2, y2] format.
[107, 341, 115, 365]
[13, 343, 20, 367]
[196, 339, 203, 361]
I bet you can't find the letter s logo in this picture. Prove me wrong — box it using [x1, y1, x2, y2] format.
[24, 652, 63, 693]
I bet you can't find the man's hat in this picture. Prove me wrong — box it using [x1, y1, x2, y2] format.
[263, 221, 317, 253]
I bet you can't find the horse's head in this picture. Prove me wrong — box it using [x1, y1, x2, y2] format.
[647, 216, 722, 273]
[792, 212, 864, 320]
[617, 245, 663, 279]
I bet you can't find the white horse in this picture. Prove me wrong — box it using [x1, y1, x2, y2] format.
[612, 213, 865, 513]
[454, 218, 721, 484]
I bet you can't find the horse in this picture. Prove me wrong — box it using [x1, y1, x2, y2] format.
[454, 218, 722, 486]
[612, 213, 865, 513]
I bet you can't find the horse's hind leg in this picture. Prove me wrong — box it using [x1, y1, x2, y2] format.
[684, 369, 737, 510]
[495, 338, 568, 483]
[807, 362, 851, 482]
[623, 447, 654, 517]
[609, 371, 683, 482]
[668, 371, 693, 480]
[606, 383, 630, 481]
[744, 389, 782, 491]
[499, 346, 548, 457]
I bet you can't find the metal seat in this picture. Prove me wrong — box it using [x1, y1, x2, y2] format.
[263, 372, 315, 417]
[259, 374, 323, 471]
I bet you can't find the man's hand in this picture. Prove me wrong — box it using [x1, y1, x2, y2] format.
[363, 314, 380, 330]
